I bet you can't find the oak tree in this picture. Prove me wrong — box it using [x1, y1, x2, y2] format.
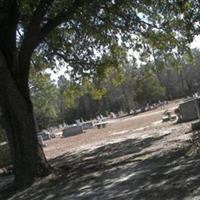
[0, 0, 199, 187]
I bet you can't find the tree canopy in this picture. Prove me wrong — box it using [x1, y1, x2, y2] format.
[9, 0, 199, 81]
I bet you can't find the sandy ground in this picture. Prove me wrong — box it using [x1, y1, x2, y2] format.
[44, 100, 180, 159]
[3, 99, 200, 200]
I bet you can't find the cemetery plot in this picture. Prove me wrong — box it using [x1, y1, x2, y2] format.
[44, 100, 180, 159]
[3, 99, 198, 200]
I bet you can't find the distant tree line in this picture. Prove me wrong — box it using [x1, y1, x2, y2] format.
[1, 48, 198, 141]
[29, 49, 200, 130]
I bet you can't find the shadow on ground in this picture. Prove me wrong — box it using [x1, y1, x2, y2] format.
[1, 132, 200, 200]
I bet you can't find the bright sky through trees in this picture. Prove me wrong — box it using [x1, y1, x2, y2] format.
[48, 35, 200, 81]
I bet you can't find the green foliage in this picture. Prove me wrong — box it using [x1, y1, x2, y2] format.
[16, 0, 200, 126]
[134, 68, 166, 104]
[183, 48, 200, 66]
[16, 0, 199, 81]
[91, 88, 107, 101]
[111, 71, 125, 87]
[30, 71, 59, 129]
[29, 49, 200, 126]
[63, 84, 83, 108]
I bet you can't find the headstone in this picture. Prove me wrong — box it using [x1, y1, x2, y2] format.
[110, 112, 116, 119]
[82, 121, 94, 130]
[62, 125, 83, 137]
[95, 122, 107, 129]
[100, 114, 104, 119]
[178, 98, 200, 122]
[162, 116, 170, 122]
[37, 130, 51, 140]
[38, 135, 46, 147]
[59, 124, 62, 129]
[192, 120, 200, 131]
[96, 116, 101, 121]
[75, 119, 81, 126]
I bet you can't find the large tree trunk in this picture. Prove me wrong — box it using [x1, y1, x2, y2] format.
[0, 51, 51, 188]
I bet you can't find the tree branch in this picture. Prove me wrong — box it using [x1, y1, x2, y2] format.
[40, 0, 84, 38]
[27, 0, 55, 33]
[18, 0, 56, 83]
[18, 0, 85, 83]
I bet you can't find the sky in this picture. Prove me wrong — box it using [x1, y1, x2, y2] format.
[190, 35, 200, 49]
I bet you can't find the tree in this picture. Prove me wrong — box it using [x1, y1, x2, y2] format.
[134, 67, 166, 105]
[0, 0, 199, 187]
[150, 49, 200, 99]
[30, 72, 59, 129]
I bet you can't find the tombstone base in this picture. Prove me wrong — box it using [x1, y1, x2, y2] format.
[191, 120, 200, 131]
